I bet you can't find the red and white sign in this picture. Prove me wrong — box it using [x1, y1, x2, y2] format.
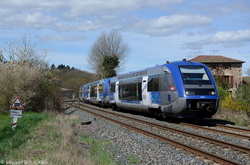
[9, 97, 24, 109]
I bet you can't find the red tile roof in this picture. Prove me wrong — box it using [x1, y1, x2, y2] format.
[189, 55, 245, 63]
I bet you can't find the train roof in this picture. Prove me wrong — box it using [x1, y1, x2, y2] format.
[115, 60, 206, 79]
[88, 77, 111, 85]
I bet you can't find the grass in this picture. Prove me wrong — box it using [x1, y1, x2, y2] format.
[79, 134, 114, 165]
[0, 111, 118, 165]
[0, 112, 94, 165]
[1, 108, 248, 165]
[127, 154, 141, 165]
[0, 112, 48, 160]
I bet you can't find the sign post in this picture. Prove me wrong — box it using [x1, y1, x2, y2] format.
[9, 97, 24, 130]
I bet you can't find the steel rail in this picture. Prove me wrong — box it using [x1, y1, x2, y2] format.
[71, 103, 242, 165]
[216, 124, 250, 134]
[178, 123, 250, 140]
[79, 103, 250, 154]
[197, 120, 250, 134]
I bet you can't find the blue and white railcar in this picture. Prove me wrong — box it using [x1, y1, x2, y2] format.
[110, 60, 219, 118]
[79, 85, 84, 101]
[88, 78, 111, 106]
[81, 84, 89, 102]
[79, 84, 89, 102]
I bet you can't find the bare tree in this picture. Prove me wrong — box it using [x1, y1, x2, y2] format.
[0, 50, 4, 62]
[246, 67, 250, 76]
[0, 35, 60, 112]
[2, 34, 48, 70]
[87, 30, 130, 78]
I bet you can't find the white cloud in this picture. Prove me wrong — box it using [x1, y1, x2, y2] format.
[0, 0, 187, 32]
[36, 35, 85, 42]
[153, 14, 212, 27]
[183, 29, 250, 50]
[0, 11, 57, 29]
[130, 14, 212, 36]
[211, 30, 250, 43]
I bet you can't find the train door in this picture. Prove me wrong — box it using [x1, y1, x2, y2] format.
[98, 83, 102, 101]
[137, 77, 143, 110]
[115, 81, 120, 106]
[160, 67, 177, 105]
[79, 87, 82, 99]
[142, 76, 150, 110]
[87, 85, 90, 101]
[89, 83, 98, 103]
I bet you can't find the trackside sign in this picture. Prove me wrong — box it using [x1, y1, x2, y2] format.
[10, 110, 22, 118]
[9, 97, 24, 109]
[9, 97, 24, 130]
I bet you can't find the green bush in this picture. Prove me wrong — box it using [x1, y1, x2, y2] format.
[217, 86, 228, 101]
[221, 94, 244, 110]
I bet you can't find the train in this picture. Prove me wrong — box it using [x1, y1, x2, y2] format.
[79, 59, 219, 118]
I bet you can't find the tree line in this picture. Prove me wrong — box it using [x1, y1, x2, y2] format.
[50, 64, 76, 70]
[1, 31, 249, 114]
[0, 30, 129, 112]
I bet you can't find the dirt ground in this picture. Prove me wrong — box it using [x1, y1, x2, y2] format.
[213, 108, 250, 127]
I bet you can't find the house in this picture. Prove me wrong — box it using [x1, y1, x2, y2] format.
[189, 55, 245, 91]
[61, 88, 74, 100]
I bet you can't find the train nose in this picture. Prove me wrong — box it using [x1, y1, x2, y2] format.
[200, 103, 211, 112]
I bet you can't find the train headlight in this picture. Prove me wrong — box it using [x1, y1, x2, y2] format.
[185, 90, 195, 95]
[211, 91, 216, 95]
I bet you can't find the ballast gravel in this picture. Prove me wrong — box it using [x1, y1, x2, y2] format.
[65, 106, 209, 165]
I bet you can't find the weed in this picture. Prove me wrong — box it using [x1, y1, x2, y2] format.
[79, 134, 114, 165]
[127, 154, 140, 165]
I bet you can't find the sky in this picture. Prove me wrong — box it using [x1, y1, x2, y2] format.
[0, 0, 250, 75]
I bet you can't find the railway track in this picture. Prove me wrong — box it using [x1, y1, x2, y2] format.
[68, 102, 250, 165]
[177, 122, 250, 140]
[211, 123, 250, 134]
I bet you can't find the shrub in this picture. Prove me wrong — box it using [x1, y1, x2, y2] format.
[0, 62, 62, 112]
[217, 86, 227, 101]
[221, 93, 245, 111]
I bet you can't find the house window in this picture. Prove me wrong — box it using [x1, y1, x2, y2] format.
[209, 64, 216, 70]
[224, 76, 234, 84]
[224, 64, 231, 70]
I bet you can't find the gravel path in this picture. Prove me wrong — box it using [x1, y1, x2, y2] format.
[65, 105, 249, 165]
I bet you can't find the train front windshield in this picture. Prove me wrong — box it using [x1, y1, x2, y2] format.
[179, 66, 212, 85]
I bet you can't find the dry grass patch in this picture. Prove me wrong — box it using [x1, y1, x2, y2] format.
[6, 113, 94, 165]
[213, 108, 250, 127]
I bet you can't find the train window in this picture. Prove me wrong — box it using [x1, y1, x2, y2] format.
[98, 84, 103, 93]
[179, 66, 212, 85]
[138, 78, 142, 100]
[110, 82, 115, 93]
[90, 86, 97, 97]
[119, 82, 122, 98]
[148, 75, 159, 91]
[119, 80, 142, 101]
[120, 83, 136, 100]
[162, 73, 175, 91]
